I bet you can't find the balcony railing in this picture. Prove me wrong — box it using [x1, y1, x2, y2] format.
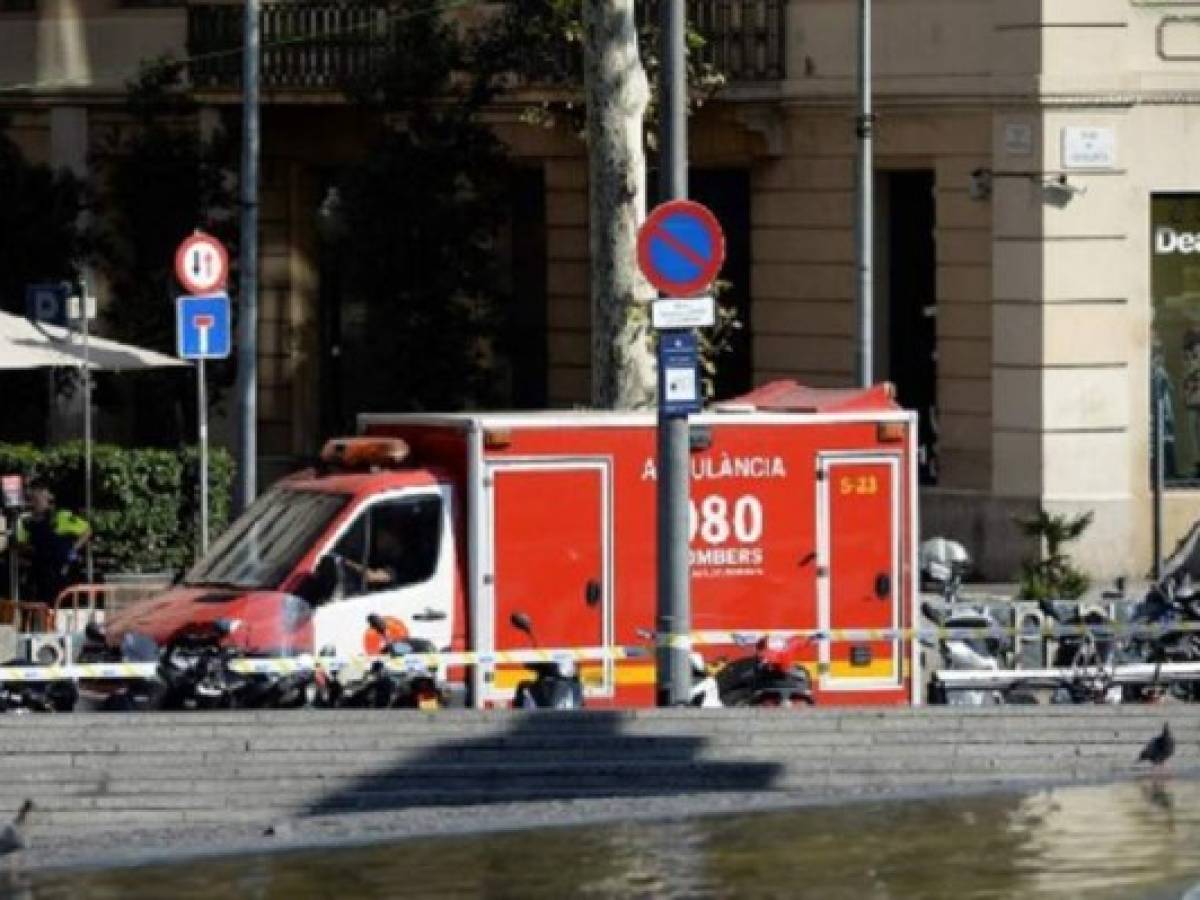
[645, 0, 786, 82]
[188, 0, 785, 92]
[189, 2, 391, 90]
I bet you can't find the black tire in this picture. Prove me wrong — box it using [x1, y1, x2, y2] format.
[47, 683, 77, 713]
[547, 680, 582, 709]
[514, 681, 536, 709]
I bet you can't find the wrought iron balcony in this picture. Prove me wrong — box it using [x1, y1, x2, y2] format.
[189, 2, 391, 90]
[648, 0, 786, 82]
[187, 0, 785, 92]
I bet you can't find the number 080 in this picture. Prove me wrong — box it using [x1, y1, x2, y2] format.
[688, 494, 763, 545]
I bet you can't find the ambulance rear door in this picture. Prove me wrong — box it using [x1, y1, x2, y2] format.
[815, 452, 903, 692]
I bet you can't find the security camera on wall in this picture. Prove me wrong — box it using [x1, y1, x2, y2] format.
[1040, 174, 1086, 207]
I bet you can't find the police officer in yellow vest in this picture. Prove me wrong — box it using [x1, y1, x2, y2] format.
[16, 485, 90, 605]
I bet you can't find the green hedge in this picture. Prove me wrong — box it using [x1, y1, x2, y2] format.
[0, 442, 234, 575]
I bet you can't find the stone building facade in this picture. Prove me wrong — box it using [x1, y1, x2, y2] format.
[3, 0, 1199, 577]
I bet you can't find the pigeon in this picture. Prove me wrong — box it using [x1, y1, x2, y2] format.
[262, 820, 292, 839]
[0, 800, 33, 855]
[1137, 723, 1175, 767]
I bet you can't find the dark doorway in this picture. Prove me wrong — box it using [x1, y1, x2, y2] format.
[501, 167, 548, 408]
[880, 171, 938, 484]
[650, 168, 753, 399]
[314, 169, 349, 439]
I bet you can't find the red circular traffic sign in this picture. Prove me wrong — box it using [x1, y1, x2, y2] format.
[636, 200, 725, 296]
[175, 231, 229, 295]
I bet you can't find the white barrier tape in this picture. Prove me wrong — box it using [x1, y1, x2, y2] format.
[692, 622, 1200, 645]
[655, 633, 693, 652]
[0, 645, 656, 682]
[0, 662, 159, 683]
[232, 645, 653, 676]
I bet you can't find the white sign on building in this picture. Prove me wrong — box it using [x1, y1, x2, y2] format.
[1061, 126, 1117, 170]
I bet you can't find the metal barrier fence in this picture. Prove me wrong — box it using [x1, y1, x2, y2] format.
[1, 621, 1198, 683]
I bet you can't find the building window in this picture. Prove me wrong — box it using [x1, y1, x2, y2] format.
[0, 0, 35, 11]
[1151, 193, 1200, 487]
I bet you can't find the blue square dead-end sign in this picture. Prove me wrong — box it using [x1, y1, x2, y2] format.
[176, 294, 231, 360]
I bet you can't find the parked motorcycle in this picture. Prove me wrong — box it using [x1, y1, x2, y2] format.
[313, 614, 445, 709]
[509, 611, 584, 709]
[0, 678, 76, 713]
[634, 628, 814, 707]
[78, 626, 169, 711]
[706, 635, 815, 708]
[920, 537, 1018, 705]
[1037, 597, 1122, 704]
[83, 611, 314, 711]
[0, 636, 77, 713]
[1123, 520, 1200, 701]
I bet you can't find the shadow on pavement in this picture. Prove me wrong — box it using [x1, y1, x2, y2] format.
[304, 710, 782, 816]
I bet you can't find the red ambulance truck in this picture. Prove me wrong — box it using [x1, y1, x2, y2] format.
[103, 381, 920, 707]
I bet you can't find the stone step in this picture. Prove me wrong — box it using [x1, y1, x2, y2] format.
[0, 706, 1192, 839]
[0, 719, 1187, 753]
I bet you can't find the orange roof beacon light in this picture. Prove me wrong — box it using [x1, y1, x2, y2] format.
[483, 428, 513, 450]
[319, 437, 411, 471]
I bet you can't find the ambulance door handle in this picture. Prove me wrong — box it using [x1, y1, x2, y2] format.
[413, 608, 447, 621]
[874, 573, 891, 599]
[585, 580, 602, 607]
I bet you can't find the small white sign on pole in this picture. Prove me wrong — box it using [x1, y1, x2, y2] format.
[652, 295, 715, 330]
[67, 295, 97, 321]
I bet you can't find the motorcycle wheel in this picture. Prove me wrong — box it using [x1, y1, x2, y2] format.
[548, 681, 581, 710]
[513, 681, 536, 709]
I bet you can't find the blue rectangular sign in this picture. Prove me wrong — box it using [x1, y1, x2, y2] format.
[25, 283, 69, 327]
[658, 329, 701, 418]
[176, 294, 231, 360]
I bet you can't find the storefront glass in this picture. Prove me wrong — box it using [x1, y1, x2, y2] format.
[1152, 193, 1200, 485]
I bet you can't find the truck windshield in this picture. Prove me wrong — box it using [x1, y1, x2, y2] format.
[185, 488, 350, 590]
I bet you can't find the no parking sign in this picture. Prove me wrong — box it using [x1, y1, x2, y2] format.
[636, 200, 725, 298]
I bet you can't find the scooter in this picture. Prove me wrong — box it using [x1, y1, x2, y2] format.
[670, 631, 813, 707]
[313, 614, 446, 709]
[509, 611, 584, 709]
[708, 635, 815, 707]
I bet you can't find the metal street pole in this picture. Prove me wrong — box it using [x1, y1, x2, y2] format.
[78, 274, 93, 584]
[235, 0, 261, 512]
[855, 0, 874, 388]
[655, 0, 691, 706]
[1152, 367, 1164, 581]
[198, 357, 210, 557]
